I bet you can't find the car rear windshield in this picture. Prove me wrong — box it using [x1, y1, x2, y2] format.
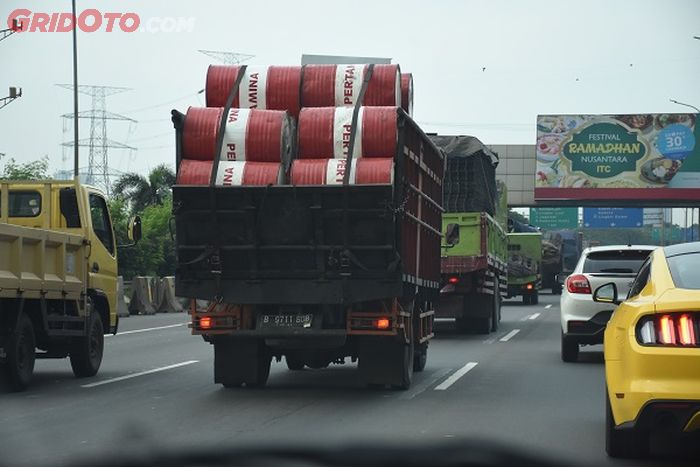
[667, 253, 700, 289]
[582, 250, 652, 274]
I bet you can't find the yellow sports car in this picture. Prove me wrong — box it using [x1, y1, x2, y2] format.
[593, 242, 700, 458]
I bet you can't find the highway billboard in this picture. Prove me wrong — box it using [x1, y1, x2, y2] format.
[535, 114, 700, 202]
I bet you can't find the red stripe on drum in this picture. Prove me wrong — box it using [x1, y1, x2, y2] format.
[301, 65, 336, 108]
[182, 107, 223, 161]
[177, 159, 213, 185]
[297, 107, 335, 159]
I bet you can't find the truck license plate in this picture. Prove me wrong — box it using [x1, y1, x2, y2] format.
[259, 313, 313, 329]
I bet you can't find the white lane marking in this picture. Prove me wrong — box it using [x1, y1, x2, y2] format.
[106, 323, 187, 337]
[434, 362, 478, 391]
[499, 329, 520, 342]
[81, 360, 199, 388]
[483, 337, 497, 344]
[528, 313, 541, 320]
[400, 368, 453, 400]
[545, 304, 552, 309]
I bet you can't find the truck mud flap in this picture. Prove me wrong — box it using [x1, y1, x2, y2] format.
[214, 338, 269, 387]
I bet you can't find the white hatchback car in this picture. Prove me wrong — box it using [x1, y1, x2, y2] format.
[560, 244, 656, 362]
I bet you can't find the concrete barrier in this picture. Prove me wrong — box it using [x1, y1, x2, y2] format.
[117, 276, 130, 317]
[128, 276, 157, 315]
[156, 276, 184, 313]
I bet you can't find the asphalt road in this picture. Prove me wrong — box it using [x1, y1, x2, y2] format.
[1, 294, 697, 466]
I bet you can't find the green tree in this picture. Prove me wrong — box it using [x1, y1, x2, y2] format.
[112, 164, 175, 213]
[110, 197, 175, 280]
[1, 156, 49, 180]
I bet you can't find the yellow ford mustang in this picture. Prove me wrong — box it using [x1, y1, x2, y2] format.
[593, 242, 700, 458]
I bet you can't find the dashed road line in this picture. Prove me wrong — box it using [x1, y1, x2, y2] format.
[528, 313, 541, 320]
[434, 362, 478, 391]
[499, 329, 520, 342]
[106, 323, 187, 337]
[545, 304, 552, 309]
[400, 368, 453, 399]
[81, 360, 199, 388]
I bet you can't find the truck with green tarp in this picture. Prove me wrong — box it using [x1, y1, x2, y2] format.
[506, 231, 543, 304]
[431, 136, 508, 334]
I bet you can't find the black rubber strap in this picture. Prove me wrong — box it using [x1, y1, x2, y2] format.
[342, 63, 375, 185]
[210, 65, 247, 186]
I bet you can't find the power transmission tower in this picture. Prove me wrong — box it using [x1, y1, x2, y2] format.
[57, 85, 136, 195]
[0, 19, 21, 42]
[198, 50, 255, 65]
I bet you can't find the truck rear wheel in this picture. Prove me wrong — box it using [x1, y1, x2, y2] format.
[359, 312, 414, 390]
[285, 354, 305, 371]
[413, 343, 428, 372]
[70, 312, 105, 378]
[4, 313, 36, 391]
[215, 338, 271, 388]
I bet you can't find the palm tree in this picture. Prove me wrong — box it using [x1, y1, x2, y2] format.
[113, 164, 176, 213]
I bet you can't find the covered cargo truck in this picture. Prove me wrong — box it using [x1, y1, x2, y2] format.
[506, 232, 543, 304]
[0, 180, 139, 391]
[173, 93, 444, 389]
[431, 136, 507, 334]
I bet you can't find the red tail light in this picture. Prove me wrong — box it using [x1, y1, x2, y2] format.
[566, 274, 591, 294]
[199, 316, 212, 330]
[448, 277, 459, 285]
[637, 313, 699, 347]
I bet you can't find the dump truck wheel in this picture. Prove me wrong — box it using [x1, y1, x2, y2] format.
[4, 313, 36, 391]
[70, 312, 104, 378]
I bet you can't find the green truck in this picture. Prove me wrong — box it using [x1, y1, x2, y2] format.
[506, 232, 543, 304]
[432, 135, 508, 334]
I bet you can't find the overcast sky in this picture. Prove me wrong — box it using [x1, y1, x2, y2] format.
[1, 0, 699, 179]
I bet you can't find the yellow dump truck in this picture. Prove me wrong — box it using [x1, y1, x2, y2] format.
[0, 180, 139, 391]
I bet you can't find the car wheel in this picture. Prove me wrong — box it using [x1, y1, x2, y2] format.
[606, 389, 649, 458]
[560, 331, 579, 362]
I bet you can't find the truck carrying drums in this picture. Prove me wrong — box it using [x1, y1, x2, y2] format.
[173, 64, 444, 389]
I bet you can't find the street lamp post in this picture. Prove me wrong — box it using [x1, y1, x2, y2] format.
[72, 0, 79, 179]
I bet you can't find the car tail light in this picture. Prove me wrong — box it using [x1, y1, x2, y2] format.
[637, 313, 699, 347]
[566, 274, 591, 294]
[448, 276, 459, 285]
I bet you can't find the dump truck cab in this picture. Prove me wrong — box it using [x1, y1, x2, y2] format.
[0, 180, 119, 332]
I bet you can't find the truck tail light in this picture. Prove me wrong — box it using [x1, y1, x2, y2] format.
[199, 316, 212, 330]
[448, 276, 459, 285]
[637, 313, 699, 347]
[566, 274, 591, 294]
[375, 318, 390, 330]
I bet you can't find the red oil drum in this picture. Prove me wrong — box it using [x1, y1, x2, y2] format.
[215, 161, 282, 186]
[290, 158, 393, 185]
[205, 65, 302, 117]
[302, 64, 401, 108]
[297, 106, 398, 159]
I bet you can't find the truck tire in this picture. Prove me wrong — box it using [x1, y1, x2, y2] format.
[552, 282, 563, 295]
[532, 290, 539, 305]
[455, 317, 471, 333]
[561, 332, 579, 363]
[413, 343, 428, 372]
[475, 313, 492, 335]
[522, 294, 530, 305]
[285, 354, 305, 371]
[491, 280, 501, 333]
[70, 312, 105, 378]
[4, 313, 36, 391]
[215, 339, 271, 388]
[359, 325, 414, 389]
